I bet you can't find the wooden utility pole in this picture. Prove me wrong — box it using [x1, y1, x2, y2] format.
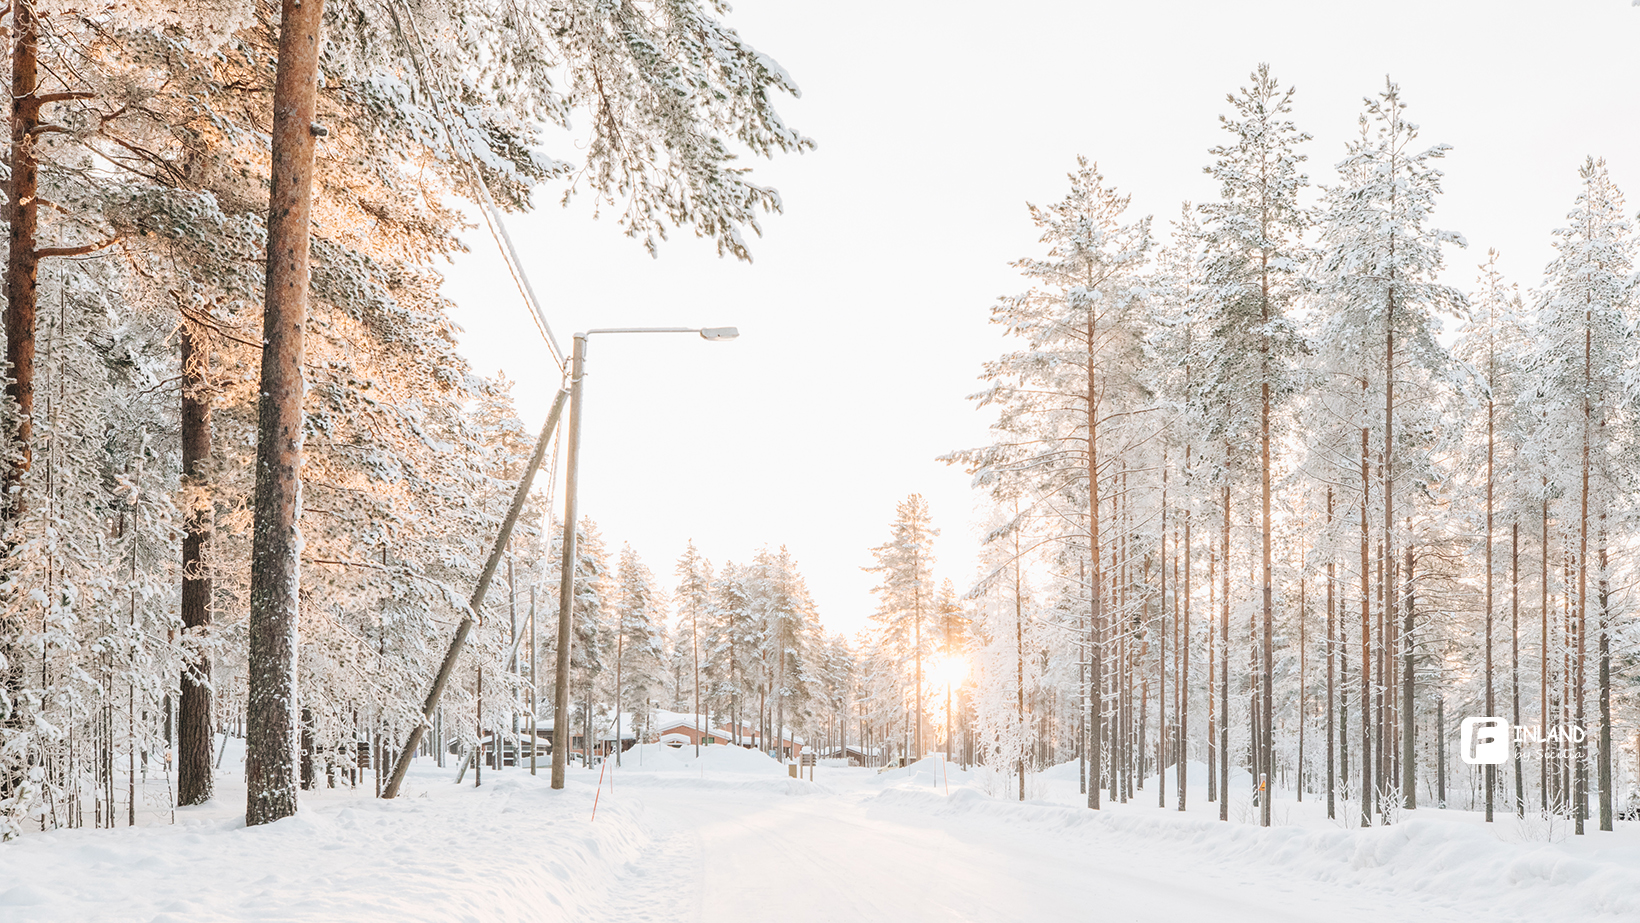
[531, 586, 538, 775]
[383, 389, 567, 798]
[246, 0, 327, 827]
[551, 336, 588, 789]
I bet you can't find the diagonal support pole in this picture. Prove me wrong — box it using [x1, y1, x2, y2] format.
[382, 386, 568, 798]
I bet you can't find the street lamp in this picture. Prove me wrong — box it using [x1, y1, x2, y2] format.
[550, 326, 739, 789]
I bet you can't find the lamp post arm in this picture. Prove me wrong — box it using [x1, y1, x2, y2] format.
[584, 327, 702, 336]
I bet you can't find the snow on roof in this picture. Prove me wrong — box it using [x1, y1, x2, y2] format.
[651, 710, 715, 733]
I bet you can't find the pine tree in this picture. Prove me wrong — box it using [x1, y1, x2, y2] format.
[865, 495, 938, 758]
[1197, 64, 1310, 826]
[1313, 79, 1464, 822]
[674, 542, 713, 753]
[948, 157, 1153, 808]
[1529, 158, 1635, 834]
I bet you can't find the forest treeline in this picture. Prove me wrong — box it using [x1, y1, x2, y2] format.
[921, 66, 1639, 834]
[0, 0, 809, 836]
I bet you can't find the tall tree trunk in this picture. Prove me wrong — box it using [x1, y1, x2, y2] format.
[177, 323, 214, 805]
[914, 548, 923, 760]
[1485, 388, 1495, 823]
[1219, 463, 1230, 822]
[1436, 696, 1446, 807]
[1360, 424, 1373, 826]
[4, 0, 43, 524]
[1086, 317, 1102, 809]
[1248, 541, 1260, 804]
[1326, 487, 1337, 820]
[1013, 512, 1026, 802]
[1541, 495, 1550, 814]
[1178, 452, 1190, 812]
[1382, 286, 1398, 819]
[1298, 574, 1306, 802]
[1598, 528, 1611, 832]
[1401, 541, 1415, 809]
[1575, 315, 1590, 835]
[1207, 538, 1217, 804]
[1375, 538, 1385, 816]
[1159, 460, 1167, 808]
[1259, 273, 1274, 829]
[246, 0, 327, 827]
[0, 0, 44, 753]
[1513, 522, 1524, 817]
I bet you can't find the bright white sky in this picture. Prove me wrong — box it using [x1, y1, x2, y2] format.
[441, 0, 1640, 638]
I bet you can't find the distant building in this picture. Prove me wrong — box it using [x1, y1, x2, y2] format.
[825, 745, 878, 767]
[651, 714, 804, 759]
[654, 716, 730, 747]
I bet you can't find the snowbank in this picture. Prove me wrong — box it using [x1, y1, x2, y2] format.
[0, 760, 650, 922]
[865, 782, 1640, 921]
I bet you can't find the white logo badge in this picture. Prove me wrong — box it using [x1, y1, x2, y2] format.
[1460, 716, 1509, 765]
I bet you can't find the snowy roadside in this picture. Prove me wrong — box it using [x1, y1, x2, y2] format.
[859, 759, 1640, 922]
[7, 744, 1639, 923]
[0, 752, 650, 923]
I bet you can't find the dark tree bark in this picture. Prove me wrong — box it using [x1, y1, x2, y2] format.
[4, 0, 41, 524]
[177, 322, 215, 805]
[1, 2, 45, 753]
[300, 706, 315, 790]
[246, 0, 326, 827]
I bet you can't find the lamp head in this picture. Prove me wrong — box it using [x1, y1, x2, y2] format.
[699, 326, 740, 341]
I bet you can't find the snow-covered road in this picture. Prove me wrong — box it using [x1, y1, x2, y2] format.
[612, 785, 1386, 923]
[604, 773, 1509, 923]
[4, 741, 1639, 921]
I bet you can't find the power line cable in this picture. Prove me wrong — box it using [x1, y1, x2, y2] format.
[386, 0, 565, 372]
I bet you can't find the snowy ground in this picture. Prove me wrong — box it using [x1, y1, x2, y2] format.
[3, 739, 1638, 921]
